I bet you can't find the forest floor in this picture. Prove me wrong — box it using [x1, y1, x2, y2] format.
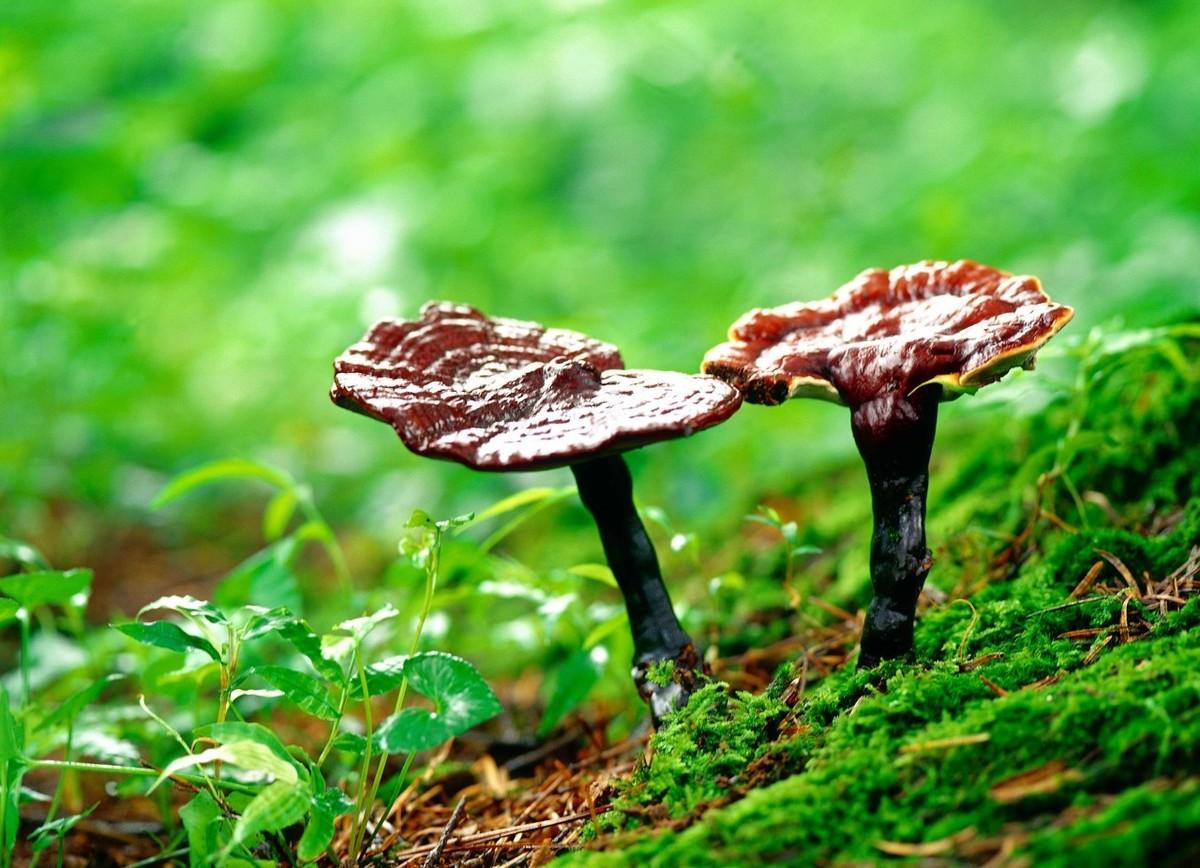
[13, 326, 1200, 867]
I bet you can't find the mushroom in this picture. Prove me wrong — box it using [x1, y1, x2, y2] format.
[702, 260, 1073, 667]
[332, 302, 742, 719]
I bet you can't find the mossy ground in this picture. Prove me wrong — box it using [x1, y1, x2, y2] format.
[559, 329, 1200, 866]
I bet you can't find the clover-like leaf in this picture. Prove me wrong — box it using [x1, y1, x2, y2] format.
[374, 652, 501, 754]
[349, 655, 408, 700]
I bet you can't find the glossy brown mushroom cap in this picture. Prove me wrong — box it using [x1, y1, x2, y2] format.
[702, 260, 1074, 407]
[332, 302, 743, 471]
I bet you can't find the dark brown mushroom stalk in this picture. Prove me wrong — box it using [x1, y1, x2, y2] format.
[332, 302, 741, 721]
[703, 260, 1074, 668]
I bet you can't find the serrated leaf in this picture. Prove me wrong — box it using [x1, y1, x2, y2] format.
[375, 652, 501, 754]
[0, 569, 92, 609]
[333, 604, 399, 643]
[539, 649, 604, 737]
[153, 459, 292, 509]
[349, 655, 408, 699]
[41, 674, 124, 730]
[263, 488, 298, 542]
[238, 667, 338, 720]
[566, 564, 618, 588]
[180, 790, 223, 867]
[114, 621, 222, 662]
[226, 780, 309, 854]
[153, 741, 298, 792]
[138, 595, 227, 624]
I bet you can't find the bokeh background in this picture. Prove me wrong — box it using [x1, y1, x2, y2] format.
[3, 0, 1199, 616]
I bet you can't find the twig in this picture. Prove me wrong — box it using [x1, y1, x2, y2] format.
[421, 797, 467, 868]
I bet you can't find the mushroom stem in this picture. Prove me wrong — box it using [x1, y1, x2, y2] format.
[851, 386, 941, 668]
[570, 454, 699, 717]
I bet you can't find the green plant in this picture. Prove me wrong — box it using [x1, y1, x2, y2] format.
[0, 463, 503, 865]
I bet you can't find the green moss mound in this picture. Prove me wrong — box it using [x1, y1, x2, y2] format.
[560, 329, 1200, 865]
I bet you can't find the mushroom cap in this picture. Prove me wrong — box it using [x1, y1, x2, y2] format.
[702, 260, 1074, 407]
[332, 302, 743, 471]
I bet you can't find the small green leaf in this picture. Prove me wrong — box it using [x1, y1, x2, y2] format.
[0, 537, 50, 571]
[297, 788, 353, 862]
[333, 604, 399, 643]
[180, 791, 224, 867]
[332, 731, 367, 757]
[0, 600, 18, 625]
[153, 459, 293, 509]
[539, 649, 604, 737]
[567, 564, 618, 588]
[153, 741, 299, 792]
[263, 488, 298, 542]
[238, 667, 338, 720]
[114, 621, 222, 662]
[240, 606, 298, 641]
[41, 675, 124, 730]
[792, 544, 822, 557]
[0, 569, 92, 609]
[138, 594, 227, 624]
[276, 619, 346, 683]
[583, 612, 626, 650]
[226, 780, 309, 854]
[0, 686, 22, 763]
[375, 652, 501, 754]
[349, 655, 408, 699]
[459, 487, 567, 529]
[28, 804, 97, 859]
[193, 722, 296, 769]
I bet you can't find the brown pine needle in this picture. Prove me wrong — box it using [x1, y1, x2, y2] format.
[1069, 561, 1105, 599]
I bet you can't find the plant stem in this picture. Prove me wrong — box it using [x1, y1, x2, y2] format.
[18, 610, 31, 708]
[349, 646, 375, 859]
[359, 524, 443, 854]
[26, 760, 257, 793]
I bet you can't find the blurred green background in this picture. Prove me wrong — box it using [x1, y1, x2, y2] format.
[2, 0, 1199, 593]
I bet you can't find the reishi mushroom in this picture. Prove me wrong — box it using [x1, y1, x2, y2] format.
[702, 260, 1074, 667]
[332, 302, 742, 720]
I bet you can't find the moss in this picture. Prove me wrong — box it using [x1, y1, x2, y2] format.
[566, 608, 1200, 866]
[560, 337, 1200, 866]
[609, 676, 796, 821]
[645, 659, 675, 688]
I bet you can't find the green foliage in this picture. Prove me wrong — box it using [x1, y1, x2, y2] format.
[374, 652, 502, 754]
[0, 468, 503, 865]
